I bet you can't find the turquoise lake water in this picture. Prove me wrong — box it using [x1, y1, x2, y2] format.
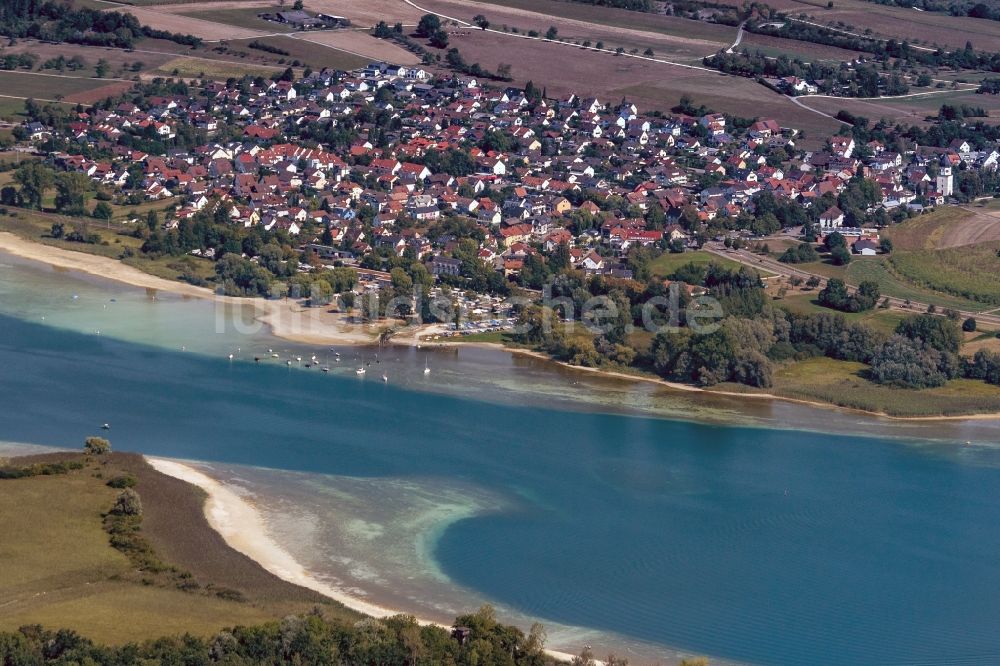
[3, 253, 1000, 665]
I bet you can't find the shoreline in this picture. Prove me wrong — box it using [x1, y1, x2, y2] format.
[145, 456, 584, 664]
[3, 232, 998, 423]
[429, 341, 1000, 423]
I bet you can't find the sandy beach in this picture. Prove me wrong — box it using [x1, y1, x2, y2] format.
[146, 456, 583, 663]
[146, 457, 403, 618]
[0, 232, 407, 347]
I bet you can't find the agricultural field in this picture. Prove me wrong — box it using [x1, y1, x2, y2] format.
[799, 87, 1000, 127]
[0, 40, 174, 79]
[226, 35, 371, 71]
[0, 71, 132, 104]
[885, 204, 1000, 250]
[889, 242, 1000, 306]
[455, 0, 737, 44]
[299, 0, 425, 29]
[738, 32, 867, 62]
[420, 0, 735, 60]
[712, 0, 1000, 51]
[877, 206, 1000, 306]
[152, 55, 280, 80]
[438, 29, 840, 137]
[110, 3, 270, 40]
[293, 30, 421, 65]
[175, 5, 295, 33]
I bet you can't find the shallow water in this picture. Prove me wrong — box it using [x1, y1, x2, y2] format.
[3, 253, 1000, 665]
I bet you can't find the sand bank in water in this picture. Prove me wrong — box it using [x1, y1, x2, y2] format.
[145, 456, 583, 663]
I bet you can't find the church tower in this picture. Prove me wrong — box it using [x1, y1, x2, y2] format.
[937, 155, 953, 197]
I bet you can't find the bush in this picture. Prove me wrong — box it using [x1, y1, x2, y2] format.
[84, 436, 111, 455]
[107, 474, 137, 489]
[111, 488, 142, 516]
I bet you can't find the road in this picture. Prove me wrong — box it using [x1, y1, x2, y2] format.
[703, 242, 1000, 326]
[726, 21, 746, 54]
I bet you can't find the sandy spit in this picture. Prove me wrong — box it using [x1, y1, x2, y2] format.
[145, 456, 582, 663]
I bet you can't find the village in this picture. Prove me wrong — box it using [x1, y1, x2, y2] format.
[15, 58, 1000, 323]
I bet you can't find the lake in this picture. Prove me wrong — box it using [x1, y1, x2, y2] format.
[2, 253, 1000, 665]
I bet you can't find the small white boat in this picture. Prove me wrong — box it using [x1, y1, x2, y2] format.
[382, 374, 388, 382]
[286, 360, 292, 366]
[271, 353, 279, 358]
[321, 367, 330, 373]
[356, 367, 366, 375]
[423, 361, 431, 375]
[101, 423, 111, 430]
[228, 353, 234, 360]
[295, 356, 302, 362]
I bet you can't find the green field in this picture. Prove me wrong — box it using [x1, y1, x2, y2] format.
[153, 55, 280, 80]
[752, 356, 1000, 417]
[0, 70, 116, 102]
[793, 255, 988, 311]
[466, 0, 737, 43]
[881, 207, 1000, 306]
[778, 293, 907, 333]
[649, 249, 760, 278]
[228, 36, 371, 71]
[890, 242, 1000, 306]
[0, 456, 310, 644]
[177, 6, 295, 33]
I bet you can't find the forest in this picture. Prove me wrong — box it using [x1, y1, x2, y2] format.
[0, 0, 201, 49]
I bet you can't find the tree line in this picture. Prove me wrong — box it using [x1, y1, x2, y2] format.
[0, 0, 201, 49]
[0, 605, 577, 666]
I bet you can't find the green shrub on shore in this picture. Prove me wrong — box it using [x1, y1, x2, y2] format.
[84, 436, 111, 455]
[0, 460, 83, 479]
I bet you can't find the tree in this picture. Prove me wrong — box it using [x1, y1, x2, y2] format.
[111, 488, 142, 516]
[818, 278, 851, 310]
[95, 58, 109, 78]
[54, 172, 91, 216]
[545, 26, 558, 40]
[13, 161, 54, 210]
[853, 280, 880, 312]
[84, 436, 111, 455]
[429, 29, 449, 48]
[416, 13, 441, 37]
[963, 317, 978, 332]
[830, 245, 852, 266]
[822, 231, 847, 251]
[93, 201, 113, 221]
[896, 313, 962, 354]
[870, 335, 949, 388]
[473, 14, 489, 29]
[293, 0, 303, 8]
